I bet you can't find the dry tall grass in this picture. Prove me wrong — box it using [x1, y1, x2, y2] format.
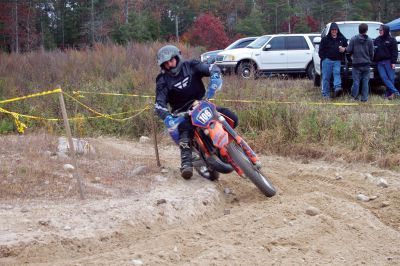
[1, 43, 399, 170]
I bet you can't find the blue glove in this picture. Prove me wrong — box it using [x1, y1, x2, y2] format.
[206, 72, 223, 99]
[164, 115, 185, 144]
[164, 115, 183, 129]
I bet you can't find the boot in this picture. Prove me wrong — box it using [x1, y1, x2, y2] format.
[179, 140, 193, 179]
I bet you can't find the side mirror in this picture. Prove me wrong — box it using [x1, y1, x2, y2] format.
[263, 44, 272, 51]
[313, 36, 321, 44]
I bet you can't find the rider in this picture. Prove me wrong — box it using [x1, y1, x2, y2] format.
[155, 45, 238, 179]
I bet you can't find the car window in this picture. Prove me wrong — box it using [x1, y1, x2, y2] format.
[268, 37, 285, 50]
[286, 36, 309, 50]
[323, 23, 382, 40]
[225, 39, 241, 50]
[234, 40, 254, 49]
[338, 23, 381, 39]
[307, 35, 319, 43]
[247, 36, 271, 48]
[225, 38, 254, 50]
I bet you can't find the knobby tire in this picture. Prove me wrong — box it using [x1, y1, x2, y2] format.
[227, 142, 276, 197]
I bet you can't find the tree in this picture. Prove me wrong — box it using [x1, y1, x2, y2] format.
[235, 9, 265, 36]
[112, 10, 160, 44]
[0, 2, 14, 52]
[306, 15, 319, 32]
[0, 1, 38, 52]
[182, 13, 229, 50]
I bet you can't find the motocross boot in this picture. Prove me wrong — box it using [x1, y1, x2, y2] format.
[179, 139, 193, 179]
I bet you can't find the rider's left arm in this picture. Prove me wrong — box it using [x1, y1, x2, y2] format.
[191, 60, 223, 99]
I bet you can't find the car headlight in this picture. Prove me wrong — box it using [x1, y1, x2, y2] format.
[223, 55, 235, 61]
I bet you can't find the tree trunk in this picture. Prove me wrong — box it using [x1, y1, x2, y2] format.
[175, 14, 179, 42]
[124, 0, 129, 24]
[27, 0, 31, 51]
[40, 17, 44, 52]
[91, 0, 95, 45]
[61, 0, 65, 49]
[15, 0, 19, 53]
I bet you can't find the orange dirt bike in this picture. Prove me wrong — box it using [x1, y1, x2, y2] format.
[169, 99, 276, 197]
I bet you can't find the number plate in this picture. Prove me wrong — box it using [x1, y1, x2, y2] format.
[196, 107, 213, 124]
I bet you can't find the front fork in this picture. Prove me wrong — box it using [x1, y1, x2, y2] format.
[217, 115, 261, 168]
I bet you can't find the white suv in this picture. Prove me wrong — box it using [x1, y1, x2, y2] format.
[215, 33, 319, 79]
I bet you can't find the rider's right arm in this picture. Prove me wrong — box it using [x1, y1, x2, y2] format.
[155, 74, 171, 120]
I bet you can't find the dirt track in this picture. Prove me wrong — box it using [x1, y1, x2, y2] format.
[0, 136, 399, 265]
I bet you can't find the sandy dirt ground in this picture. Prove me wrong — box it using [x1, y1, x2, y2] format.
[0, 135, 399, 266]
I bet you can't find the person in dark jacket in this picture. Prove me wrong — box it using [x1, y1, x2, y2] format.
[155, 45, 238, 179]
[374, 24, 400, 99]
[346, 23, 374, 102]
[318, 22, 348, 98]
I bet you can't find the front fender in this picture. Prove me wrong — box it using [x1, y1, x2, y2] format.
[208, 121, 229, 149]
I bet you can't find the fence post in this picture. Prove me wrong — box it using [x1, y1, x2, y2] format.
[151, 113, 161, 167]
[57, 85, 85, 200]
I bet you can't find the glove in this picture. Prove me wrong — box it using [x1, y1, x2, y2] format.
[164, 115, 184, 145]
[206, 72, 223, 99]
[164, 115, 183, 129]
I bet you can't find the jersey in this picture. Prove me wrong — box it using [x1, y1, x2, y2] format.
[155, 59, 215, 120]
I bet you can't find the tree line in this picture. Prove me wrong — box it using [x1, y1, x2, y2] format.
[0, 0, 399, 53]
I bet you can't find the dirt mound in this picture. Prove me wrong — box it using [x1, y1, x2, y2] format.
[0, 134, 399, 265]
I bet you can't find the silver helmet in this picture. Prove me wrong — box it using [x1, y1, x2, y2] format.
[157, 45, 183, 76]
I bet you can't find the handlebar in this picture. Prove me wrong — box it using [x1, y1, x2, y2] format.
[172, 100, 201, 118]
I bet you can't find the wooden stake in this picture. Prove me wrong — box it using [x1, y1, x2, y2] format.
[151, 113, 161, 167]
[58, 86, 85, 200]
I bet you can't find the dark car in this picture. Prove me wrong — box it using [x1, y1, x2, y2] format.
[200, 37, 258, 64]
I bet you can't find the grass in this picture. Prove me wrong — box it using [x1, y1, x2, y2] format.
[216, 77, 400, 169]
[0, 43, 399, 170]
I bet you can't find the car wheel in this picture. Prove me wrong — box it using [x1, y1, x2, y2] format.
[238, 61, 257, 79]
[307, 63, 315, 80]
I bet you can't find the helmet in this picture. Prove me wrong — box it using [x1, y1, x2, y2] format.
[157, 45, 183, 76]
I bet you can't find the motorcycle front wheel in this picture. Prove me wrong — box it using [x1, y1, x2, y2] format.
[226, 142, 276, 197]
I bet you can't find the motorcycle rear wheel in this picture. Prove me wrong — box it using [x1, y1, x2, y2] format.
[226, 142, 276, 197]
[195, 165, 220, 181]
[192, 155, 220, 181]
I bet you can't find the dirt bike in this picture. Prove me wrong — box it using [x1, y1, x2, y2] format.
[169, 99, 276, 197]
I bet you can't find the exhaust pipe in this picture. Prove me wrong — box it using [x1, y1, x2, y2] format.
[205, 155, 233, 173]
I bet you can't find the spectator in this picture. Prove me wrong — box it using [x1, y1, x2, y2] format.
[374, 24, 400, 100]
[346, 23, 374, 102]
[318, 22, 348, 99]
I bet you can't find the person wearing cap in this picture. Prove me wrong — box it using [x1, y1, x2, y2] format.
[345, 23, 374, 102]
[155, 45, 238, 180]
[374, 24, 400, 100]
[318, 22, 348, 99]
